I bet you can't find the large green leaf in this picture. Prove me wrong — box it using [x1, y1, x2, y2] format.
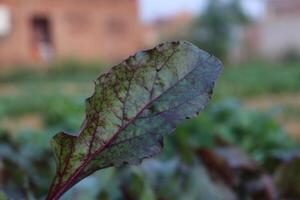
[46, 41, 222, 199]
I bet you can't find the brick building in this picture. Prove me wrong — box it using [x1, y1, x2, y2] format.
[0, 0, 143, 66]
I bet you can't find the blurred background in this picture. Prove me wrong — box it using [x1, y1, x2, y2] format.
[0, 0, 300, 199]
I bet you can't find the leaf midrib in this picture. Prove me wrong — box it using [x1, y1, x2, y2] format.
[54, 47, 209, 199]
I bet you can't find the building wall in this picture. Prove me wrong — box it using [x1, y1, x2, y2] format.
[254, 0, 300, 59]
[257, 15, 300, 59]
[230, 0, 300, 61]
[0, 0, 143, 66]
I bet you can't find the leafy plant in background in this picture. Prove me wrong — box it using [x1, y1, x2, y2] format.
[171, 99, 297, 164]
[0, 129, 54, 199]
[1, 98, 299, 199]
[46, 41, 223, 199]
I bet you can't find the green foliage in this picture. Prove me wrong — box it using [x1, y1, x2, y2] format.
[0, 98, 298, 199]
[216, 60, 300, 97]
[172, 99, 296, 163]
[0, 192, 8, 200]
[190, 0, 249, 59]
[47, 59, 106, 80]
[0, 94, 85, 134]
[0, 59, 106, 83]
[0, 130, 54, 199]
[47, 41, 222, 199]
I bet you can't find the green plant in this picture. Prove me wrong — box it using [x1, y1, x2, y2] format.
[190, 0, 249, 60]
[1, 99, 299, 199]
[216, 59, 300, 97]
[171, 99, 296, 164]
[45, 41, 222, 199]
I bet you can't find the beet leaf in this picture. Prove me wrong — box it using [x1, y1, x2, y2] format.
[46, 41, 223, 199]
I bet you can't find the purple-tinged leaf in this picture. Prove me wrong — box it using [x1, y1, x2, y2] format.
[46, 41, 222, 199]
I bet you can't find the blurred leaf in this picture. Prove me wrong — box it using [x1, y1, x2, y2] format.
[47, 41, 223, 199]
[275, 157, 300, 199]
[171, 98, 295, 165]
[198, 147, 258, 185]
[182, 163, 236, 200]
[123, 169, 156, 200]
[0, 130, 54, 199]
[198, 147, 277, 200]
[0, 191, 8, 200]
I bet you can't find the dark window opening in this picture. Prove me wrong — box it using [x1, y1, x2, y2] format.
[30, 16, 54, 62]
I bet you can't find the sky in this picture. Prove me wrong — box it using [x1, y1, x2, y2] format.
[139, 0, 266, 22]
